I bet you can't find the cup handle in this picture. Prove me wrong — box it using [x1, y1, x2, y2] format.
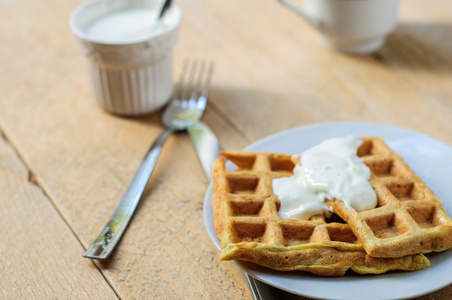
[278, 0, 319, 27]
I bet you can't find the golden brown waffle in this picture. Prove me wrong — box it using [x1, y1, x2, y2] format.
[328, 137, 452, 258]
[212, 150, 430, 276]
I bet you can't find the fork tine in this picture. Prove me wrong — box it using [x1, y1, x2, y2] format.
[180, 60, 199, 101]
[190, 61, 206, 100]
[195, 62, 215, 110]
[175, 59, 189, 101]
[201, 62, 214, 98]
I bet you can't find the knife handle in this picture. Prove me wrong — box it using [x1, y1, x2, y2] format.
[187, 121, 279, 300]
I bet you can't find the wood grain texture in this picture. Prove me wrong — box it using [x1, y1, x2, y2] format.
[173, 0, 452, 144]
[0, 0, 451, 299]
[0, 133, 118, 299]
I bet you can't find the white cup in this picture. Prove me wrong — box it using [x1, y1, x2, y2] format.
[279, 0, 400, 54]
[70, 0, 182, 116]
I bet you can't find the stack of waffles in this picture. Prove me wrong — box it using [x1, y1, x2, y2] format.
[211, 137, 452, 276]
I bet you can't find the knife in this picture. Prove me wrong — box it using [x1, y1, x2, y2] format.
[186, 121, 280, 300]
[186, 121, 220, 180]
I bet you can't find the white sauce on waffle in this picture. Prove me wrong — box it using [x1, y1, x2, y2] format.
[272, 136, 377, 220]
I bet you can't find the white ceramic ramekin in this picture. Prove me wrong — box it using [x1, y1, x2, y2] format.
[70, 0, 181, 116]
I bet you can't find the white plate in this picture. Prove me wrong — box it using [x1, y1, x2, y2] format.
[203, 122, 452, 300]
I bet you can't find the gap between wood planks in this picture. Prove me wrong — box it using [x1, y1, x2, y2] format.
[0, 127, 122, 299]
[209, 101, 251, 144]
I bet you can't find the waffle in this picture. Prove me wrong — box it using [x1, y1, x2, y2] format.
[212, 150, 430, 276]
[328, 137, 452, 258]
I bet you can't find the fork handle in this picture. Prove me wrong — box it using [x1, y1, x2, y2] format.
[83, 127, 176, 259]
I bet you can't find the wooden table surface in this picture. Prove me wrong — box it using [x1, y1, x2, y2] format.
[1, 0, 452, 299]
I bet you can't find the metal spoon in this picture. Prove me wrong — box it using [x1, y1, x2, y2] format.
[158, 0, 172, 20]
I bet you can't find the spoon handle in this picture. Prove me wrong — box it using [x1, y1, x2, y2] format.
[83, 127, 176, 259]
[158, 0, 172, 19]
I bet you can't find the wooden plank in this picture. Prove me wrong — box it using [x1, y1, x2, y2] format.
[173, 0, 452, 144]
[0, 133, 118, 299]
[0, 1, 252, 295]
[0, 0, 451, 299]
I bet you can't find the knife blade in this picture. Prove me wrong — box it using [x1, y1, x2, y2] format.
[187, 121, 221, 180]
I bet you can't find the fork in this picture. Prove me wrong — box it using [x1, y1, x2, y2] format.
[83, 59, 214, 259]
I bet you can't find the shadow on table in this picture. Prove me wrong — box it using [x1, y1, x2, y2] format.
[374, 21, 452, 72]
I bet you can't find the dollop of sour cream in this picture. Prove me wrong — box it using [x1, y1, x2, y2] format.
[85, 9, 171, 43]
[272, 136, 377, 220]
